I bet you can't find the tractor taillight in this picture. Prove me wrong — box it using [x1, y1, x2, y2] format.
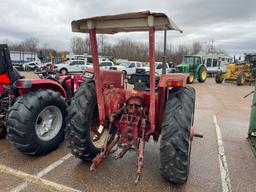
[166, 80, 183, 87]
[15, 81, 24, 87]
[0, 73, 11, 85]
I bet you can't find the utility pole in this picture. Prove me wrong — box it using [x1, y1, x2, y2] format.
[162, 30, 167, 74]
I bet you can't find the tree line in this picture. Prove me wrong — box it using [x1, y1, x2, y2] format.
[1, 36, 227, 64]
[70, 35, 227, 64]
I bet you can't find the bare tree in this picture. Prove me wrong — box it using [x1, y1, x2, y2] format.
[70, 36, 89, 54]
[68, 36, 227, 64]
[98, 35, 106, 55]
[191, 41, 203, 54]
[23, 37, 39, 52]
[171, 44, 189, 64]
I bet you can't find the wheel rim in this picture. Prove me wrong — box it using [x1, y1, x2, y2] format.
[221, 74, 224, 81]
[201, 70, 207, 80]
[89, 113, 109, 149]
[90, 125, 108, 149]
[35, 106, 63, 141]
[61, 69, 67, 74]
[189, 75, 194, 83]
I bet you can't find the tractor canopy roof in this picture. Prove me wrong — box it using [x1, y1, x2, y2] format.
[71, 10, 182, 34]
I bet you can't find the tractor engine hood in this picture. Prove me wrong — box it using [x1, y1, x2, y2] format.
[175, 63, 189, 72]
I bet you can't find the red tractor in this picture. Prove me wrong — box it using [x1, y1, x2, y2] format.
[0, 44, 84, 155]
[67, 11, 201, 184]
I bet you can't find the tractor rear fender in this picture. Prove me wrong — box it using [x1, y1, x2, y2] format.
[14, 79, 67, 98]
[158, 73, 188, 88]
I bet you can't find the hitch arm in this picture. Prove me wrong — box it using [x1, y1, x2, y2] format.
[134, 118, 147, 184]
[134, 139, 146, 184]
[90, 134, 120, 171]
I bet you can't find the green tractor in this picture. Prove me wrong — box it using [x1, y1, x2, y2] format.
[175, 55, 207, 84]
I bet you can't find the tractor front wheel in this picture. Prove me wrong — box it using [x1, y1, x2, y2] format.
[187, 74, 194, 84]
[237, 72, 246, 86]
[197, 66, 207, 83]
[67, 81, 110, 162]
[7, 90, 66, 155]
[160, 86, 195, 184]
[215, 71, 224, 83]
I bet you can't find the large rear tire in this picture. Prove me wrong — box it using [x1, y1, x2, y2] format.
[6, 90, 67, 155]
[160, 86, 195, 184]
[66, 81, 109, 162]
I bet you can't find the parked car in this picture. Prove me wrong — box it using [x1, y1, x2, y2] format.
[22, 61, 52, 71]
[143, 62, 175, 75]
[54, 60, 91, 74]
[85, 61, 115, 71]
[109, 61, 144, 75]
[22, 60, 41, 71]
[99, 61, 115, 70]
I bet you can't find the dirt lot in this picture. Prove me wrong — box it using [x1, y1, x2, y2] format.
[0, 74, 255, 192]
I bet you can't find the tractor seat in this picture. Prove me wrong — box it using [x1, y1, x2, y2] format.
[128, 71, 160, 91]
[0, 44, 24, 83]
[13, 67, 25, 79]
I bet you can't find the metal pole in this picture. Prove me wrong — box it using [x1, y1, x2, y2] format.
[162, 30, 167, 75]
[89, 28, 105, 125]
[149, 27, 156, 130]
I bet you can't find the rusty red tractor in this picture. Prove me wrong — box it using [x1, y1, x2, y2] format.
[0, 44, 85, 155]
[67, 11, 201, 184]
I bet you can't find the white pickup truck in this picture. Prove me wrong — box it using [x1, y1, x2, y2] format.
[99, 61, 115, 70]
[55, 60, 91, 74]
[143, 62, 175, 75]
[109, 61, 145, 75]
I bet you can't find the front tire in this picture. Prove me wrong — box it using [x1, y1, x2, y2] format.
[7, 90, 67, 155]
[215, 71, 224, 83]
[197, 66, 207, 83]
[160, 86, 195, 184]
[237, 72, 246, 86]
[66, 81, 110, 162]
[187, 74, 194, 84]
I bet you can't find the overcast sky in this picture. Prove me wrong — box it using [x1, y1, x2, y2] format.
[0, 0, 255, 56]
